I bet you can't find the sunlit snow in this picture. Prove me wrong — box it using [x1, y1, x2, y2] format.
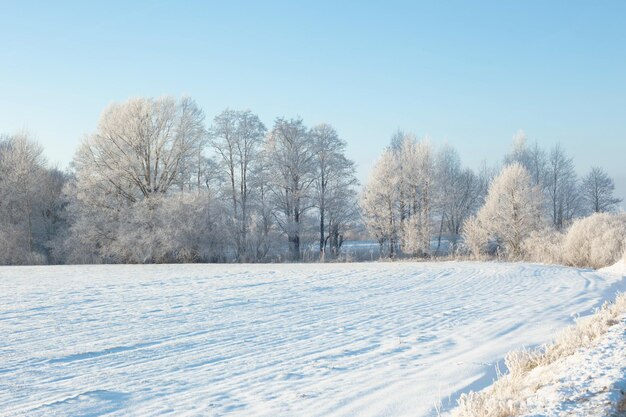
[1, 262, 625, 417]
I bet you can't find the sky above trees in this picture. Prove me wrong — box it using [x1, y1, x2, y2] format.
[1, 1, 625, 204]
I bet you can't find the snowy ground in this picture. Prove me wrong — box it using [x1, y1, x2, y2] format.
[520, 313, 626, 417]
[520, 261, 626, 417]
[1, 262, 625, 417]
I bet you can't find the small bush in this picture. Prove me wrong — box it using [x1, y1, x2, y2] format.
[461, 215, 490, 259]
[521, 228, 564, 265]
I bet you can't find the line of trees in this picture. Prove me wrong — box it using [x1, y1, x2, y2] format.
[0, 96, 359, 265]
[1, 105, 623, 265]
[0, 133, 67, 265]
[361, 131, 490, 257]
[361, 130, 623, 261]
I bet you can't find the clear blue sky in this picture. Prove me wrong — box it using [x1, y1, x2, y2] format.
[1, 1, 625, 203]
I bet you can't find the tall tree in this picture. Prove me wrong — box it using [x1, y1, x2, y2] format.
[0, 133, 65, 264]
[581, 167, 622, 213]
[210, 109, 266, 261]
[399, 136, 434, 256]
[546, 144, 579, 229]
[75, 96, 207, 202]
[360, 149, 400, 257]
[433, 145, 482, 252]
[265, 118, 315, 261]
[248, 158, 275, 261]
[67, 96, 216, 263]
[433, 145, 460, 253]
[504, 130, 547, 189]
[310, 123, 358, 260]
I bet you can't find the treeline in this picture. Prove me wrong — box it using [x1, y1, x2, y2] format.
[1, 97, 359, 264]
[1, 98, 623, 266]
[362, 130, 624, 267]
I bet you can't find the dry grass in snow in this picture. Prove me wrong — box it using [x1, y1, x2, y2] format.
[450, 291, 626, 417]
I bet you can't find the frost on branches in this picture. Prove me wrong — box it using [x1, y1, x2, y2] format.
[463, 163, 544, 260]
[56, 97, 359, 263]
[0, 133, 66, 265]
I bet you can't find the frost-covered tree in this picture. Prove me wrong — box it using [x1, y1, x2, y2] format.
[433, 145, 461, 251]
[64, 96, 229, 263]
[504, 134, 594, 227]
[433, 145, 482, 253]
[580, 167, 622, 214]
[546, 144, 579, 229]
[39, 168, 69, 262]
[389, 130, 411, 223]
[75, 96, 207, 202]
[210, 109, 266, 261]
[0, 134, 44, 261]
[476, 161, 498, 204]
[398, 136, 434, 256]
[0, 133, 66, 265]
[310, 123, 358, 259]
[464, 163, 544, 259]
[265, 118, 315, 261]
[247, 159, 276, 261]
[504, 130, 547, 189]
[361, 132, 435, 258]
[360, 149, 400, 257]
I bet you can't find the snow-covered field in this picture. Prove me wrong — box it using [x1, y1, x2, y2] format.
[1, 262, 625, 417]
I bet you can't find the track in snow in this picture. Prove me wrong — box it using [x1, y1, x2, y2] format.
[1, 262, 624, 417]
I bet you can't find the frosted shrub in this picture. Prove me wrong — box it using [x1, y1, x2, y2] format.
[521, 228, 564, 264]
[562, 212, 626, 269]
[461, 215, 489, 259]
[111, 193, 228, 263]
[401, 216, 429, 257]
[0, 225, 46, 265]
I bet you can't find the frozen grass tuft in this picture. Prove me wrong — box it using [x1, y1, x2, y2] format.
[451, 292, 626, 417]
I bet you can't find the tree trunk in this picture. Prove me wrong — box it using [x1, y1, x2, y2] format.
[319, 206, 325, 261]
[435, 212, 445, 256]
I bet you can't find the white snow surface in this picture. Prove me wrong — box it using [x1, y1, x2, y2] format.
[520, 314, 626, 417]
[1, 261, 625, 417]
[600, 259, 626, 276]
